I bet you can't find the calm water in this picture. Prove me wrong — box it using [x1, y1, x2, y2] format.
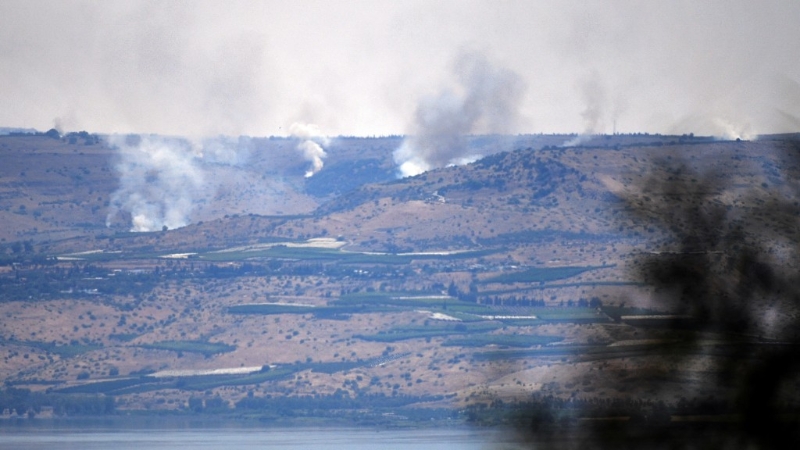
[0, 424, 524, 450]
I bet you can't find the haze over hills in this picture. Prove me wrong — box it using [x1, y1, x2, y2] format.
[2, 130, 800, 445]
[3, 2, 800, 448]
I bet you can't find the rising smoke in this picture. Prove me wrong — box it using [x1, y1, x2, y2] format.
[562, 73, 608, 147]
[562, 72, 626, 146]
[393, 52, 527, 177]
[105, 134, 254, 232]
[289, 122, 328, 178]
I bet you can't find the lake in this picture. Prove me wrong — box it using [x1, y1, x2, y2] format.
[0, 423, 526, 450]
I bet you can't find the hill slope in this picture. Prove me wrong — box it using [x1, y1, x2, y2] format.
[2, 132, 799, 430]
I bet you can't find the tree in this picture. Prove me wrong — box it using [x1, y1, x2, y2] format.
[205, 396, 226, 410]
[188, 396, 204, 412]
[447, 281, 458, 297]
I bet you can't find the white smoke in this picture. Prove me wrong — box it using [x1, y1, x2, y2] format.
[713, 117, 756, 141]
[106, 135, 203, 232]
[199, 135, 254, 166]
[289, 122, 328, 178]
[563, 71, 624, 147]
[393, 52, 527, 177]
[668, 113, 759, 141]
[105, 135, 255, 232]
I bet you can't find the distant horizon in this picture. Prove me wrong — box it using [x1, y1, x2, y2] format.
[5, 125, 798, 141]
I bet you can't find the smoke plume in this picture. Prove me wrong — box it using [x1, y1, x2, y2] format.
[393, 52, 526, 177]
[289, 122, 328, 178]
[105, 135, 203, 232]
[577, 73, 606, 135]
[562, 72, 625, 146]
[105, 134, 256, 232]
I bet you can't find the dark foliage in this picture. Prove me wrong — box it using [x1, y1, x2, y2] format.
[507, 138, 800, 448]
[0, 387, 114, 417]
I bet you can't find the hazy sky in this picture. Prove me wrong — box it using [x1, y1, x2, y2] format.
[1, 0, 798, 138]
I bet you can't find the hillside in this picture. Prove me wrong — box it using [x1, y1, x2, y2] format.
[0, 132, 402, 244]
[1, 132, 799, 436]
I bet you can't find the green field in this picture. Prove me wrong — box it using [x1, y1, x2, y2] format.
[442, 334, 563, 348]
[481, 265, 614, 284]
[200, 245, 498, 264]
[54, 242, 499, 265]
[333, 292, 501, 316]
[227, 303, 394, 317]
[138, 340, 236, 357]
[3, 340, 102, 357]
[54, 357, 408, 395]
[228, 292, 613, 326]
[355, 322, 501, 343]
[108, 333, 140, 342]
[227, 303, 317, 315]
[531, 307, 611, 323]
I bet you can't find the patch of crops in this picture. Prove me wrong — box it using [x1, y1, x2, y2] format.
[333, 292, 498, 314]
[436, 311, 487, 322]
[312, 304, 395, 316]
[200, 246, 499, 264]
[478, 281, 643, 296]
[54, 377, 160, 395]
[200, 246, 333, 262]
[481, 265, 613, 284]
[442, 303, 498, 315]
[227, 304, 316, 314]
[477, 229, 613, 246]
[336, 290, 439, 302]
[601, 306, 663, 322]
[531, 307, 612, 323]
[355, 322, 500, 342]
[299, 361, 364, 374]
[200, 246, 410, 264]
[227, 303, 392, 317]
[57, 251, 162, 262]
[4, 340, 102, 357]
[109, 379, 188, 395]
[176, 368, 297, 390]
[235, 392, 447, 412]
[472, 344, 607, 361]
[491, 318, 543, 326]
[138, 340, 235, 357]
[442, 334, 563, 348]
[333, 296, 450, 309]
[470, 341, 717, 361]
[109, 333, 139, 342]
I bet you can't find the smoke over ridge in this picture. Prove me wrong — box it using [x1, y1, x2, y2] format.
[105, 134, 255, 232]
[562, 72, 624, 146]
[393, 52, 527, 177]
[289, 122, 328, 178]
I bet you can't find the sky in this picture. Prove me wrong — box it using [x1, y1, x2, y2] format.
[1, 0, 799, 138]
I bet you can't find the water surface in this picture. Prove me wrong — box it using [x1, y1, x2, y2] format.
[1, 424, 520, 450]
